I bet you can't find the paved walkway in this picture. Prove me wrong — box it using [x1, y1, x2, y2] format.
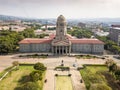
[43, 70, 56, 90]
[70, 70, 86, 90]
[43, 68, 86, 90]
[0, 55, 105, 72]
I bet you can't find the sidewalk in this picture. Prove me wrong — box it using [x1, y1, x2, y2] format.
[43, 70, 56, 90]
[70, 70, 86, 90]
[43, 69, 86, 90]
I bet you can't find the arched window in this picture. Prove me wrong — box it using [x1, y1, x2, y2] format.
[60, 23, 64, 26]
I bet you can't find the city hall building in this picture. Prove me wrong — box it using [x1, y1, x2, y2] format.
[19, 15, 104, 55]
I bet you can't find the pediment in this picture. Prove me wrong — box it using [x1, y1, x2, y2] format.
[52, 40, 70, 46]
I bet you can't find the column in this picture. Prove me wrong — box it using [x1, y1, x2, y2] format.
[69, 46, 71, 55]
[62, 46, 64, 55]
[55, 46, 57, 55]
[59, 46, 60, 54]
[66, 46, 67, 55]
[52, 46, 53, 53]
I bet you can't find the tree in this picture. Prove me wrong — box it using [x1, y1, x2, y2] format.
[20, 28, 35, 38]
[109, 63, 117, 73]
[67, 27, 93, 38]
[34, 62, 46, 71]
[21, 82, 39, 90]
[30, 71, 42, 82]
[105, 59, 114, 67]
[0, 28, 36, 54]
[115, 70, 120, 81]
[12, 61, 19, 70]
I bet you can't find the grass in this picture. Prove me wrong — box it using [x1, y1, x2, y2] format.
[56, 75, 73, 90]
[0, 66, 13, 78]
[80, 65, 112, 90]
[0, 65, 45, 90]
[82, 65, 108, 74]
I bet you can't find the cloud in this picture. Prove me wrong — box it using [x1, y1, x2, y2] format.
[0, 0, 120, 18]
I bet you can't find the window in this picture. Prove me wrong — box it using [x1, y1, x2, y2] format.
[60, 23, 64, 26]
[60, 29, 62, 32]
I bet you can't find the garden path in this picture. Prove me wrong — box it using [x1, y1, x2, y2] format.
[70, 70, 86, 90]
[43, 68, 86, 90]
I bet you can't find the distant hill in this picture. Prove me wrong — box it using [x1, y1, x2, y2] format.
[0, 15, 25, 21]
[0, 14, 120, 25]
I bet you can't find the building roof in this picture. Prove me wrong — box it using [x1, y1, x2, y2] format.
[70, 38, 104, 44]
[57, 15, 66, 22]
[19, 38, 52, 44]
[19, 34, 104, 44]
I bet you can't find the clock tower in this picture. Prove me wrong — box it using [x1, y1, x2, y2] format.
[56, 15, 67, 40]
[51, 15, 71, 55]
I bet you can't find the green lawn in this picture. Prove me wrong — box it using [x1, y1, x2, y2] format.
[80, 65, 112, 90]
[0, 66, 13, 78]
[81, 65, 108, 74]
[0, 65, 45, 90]
[56, 76, 73, 90]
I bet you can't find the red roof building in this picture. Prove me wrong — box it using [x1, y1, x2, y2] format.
[19, 15, 104, 55]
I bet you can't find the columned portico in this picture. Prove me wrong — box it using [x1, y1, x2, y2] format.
[52, 46, 70, 55]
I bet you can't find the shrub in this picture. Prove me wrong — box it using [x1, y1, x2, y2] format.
[109, 63, 117, 73]
[77, 67, 84, 70]
[12, 61, 19, 70]
[83, 65, 86, 68]
[12, 61, 19, 66]
[30, 71, 42, 82]
[21, 82, 39, 90]
[105, 59, 114, 67]
[34, 54, 39, 56]
[54, 66, 70, 71]
[68, 74, 72, 76]
[34, 62, 46, 71]
[55, 74, 58, 76]
[19, 55, 23, 57]
[115, 70, 120, 80]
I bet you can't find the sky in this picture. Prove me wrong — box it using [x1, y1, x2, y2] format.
[0, 0, 120, 19]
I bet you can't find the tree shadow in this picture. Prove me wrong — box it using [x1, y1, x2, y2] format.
[14, 75, 32, 90]
[14, 86, 22, 90]
[18, 75, 31, 84]
[102, 72, 120, 90]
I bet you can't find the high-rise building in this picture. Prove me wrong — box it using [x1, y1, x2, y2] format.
[109, 25, 120, 45]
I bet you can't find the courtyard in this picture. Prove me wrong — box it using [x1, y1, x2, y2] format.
[0, 54, 120, 90]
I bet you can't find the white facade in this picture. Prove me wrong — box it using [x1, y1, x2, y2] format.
[71, 44, 104, 54]
[19, 43, 51, 53]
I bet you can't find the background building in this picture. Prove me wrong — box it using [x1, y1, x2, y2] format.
[109, 25, 120, 45]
